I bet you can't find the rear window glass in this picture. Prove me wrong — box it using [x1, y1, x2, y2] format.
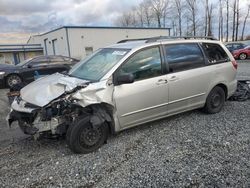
[202, 43, 229, 64]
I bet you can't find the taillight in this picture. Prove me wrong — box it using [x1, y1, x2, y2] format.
[231, 60, 238, 69]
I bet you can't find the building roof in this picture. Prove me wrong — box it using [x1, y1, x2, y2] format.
[40, 25, 171, 36]
[0, 44, 43, 53]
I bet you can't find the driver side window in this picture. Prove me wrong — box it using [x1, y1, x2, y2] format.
[118, 47, 162, 81]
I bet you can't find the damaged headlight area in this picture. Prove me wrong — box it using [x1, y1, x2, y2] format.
[8, 92, 87, 136]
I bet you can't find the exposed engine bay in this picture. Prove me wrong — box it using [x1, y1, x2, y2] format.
[7, 73, 114, 137]
[9, 87, 85, 135]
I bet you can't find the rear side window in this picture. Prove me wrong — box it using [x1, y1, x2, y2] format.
[165, 43, 205, 73]
[202, 43, 229, 64]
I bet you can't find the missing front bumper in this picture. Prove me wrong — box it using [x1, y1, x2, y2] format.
[7, 110, 67, 136]
[7, 110, 38, 135]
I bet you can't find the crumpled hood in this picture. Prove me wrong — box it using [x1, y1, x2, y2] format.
[20, 73, 88, 107]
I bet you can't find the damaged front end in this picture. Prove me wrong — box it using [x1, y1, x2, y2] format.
[8, 86, 88, 136]
[7, 73, 95, 136]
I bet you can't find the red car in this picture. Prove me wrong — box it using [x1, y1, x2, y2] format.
[232, 46, 250, 60]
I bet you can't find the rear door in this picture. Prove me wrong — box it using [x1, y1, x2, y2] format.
[164, 43, 210, 115]
[113, 46, 169, 128]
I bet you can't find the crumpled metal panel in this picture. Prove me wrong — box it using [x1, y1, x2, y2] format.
[72, 79, 114, 107]
[11, 99, 35, 113]
[20, 73, 88, 107]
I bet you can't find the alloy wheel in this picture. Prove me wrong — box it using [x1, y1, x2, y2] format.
[7, 75, 22, 87]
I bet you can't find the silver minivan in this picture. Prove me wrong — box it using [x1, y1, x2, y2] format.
[8, 37, 237, 153]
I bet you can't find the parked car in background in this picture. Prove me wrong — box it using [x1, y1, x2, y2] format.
[225, 42, 246, 53]
[232, 46, 250, 60]
[0, 55, 79, 88]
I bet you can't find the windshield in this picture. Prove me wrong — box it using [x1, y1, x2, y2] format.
[16, 58, 32, 67]
[69, 48, 130, 81]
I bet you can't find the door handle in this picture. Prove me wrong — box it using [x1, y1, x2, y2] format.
[156, 79, 168, 85]
[169, 75, 179, 82]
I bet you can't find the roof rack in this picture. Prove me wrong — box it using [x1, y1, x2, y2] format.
[117, 36, 217, 44]
[117, 38, 152, 43]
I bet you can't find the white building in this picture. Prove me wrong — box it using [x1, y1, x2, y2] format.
[28, 26, 171, 60]
[0, 44, 43, 65]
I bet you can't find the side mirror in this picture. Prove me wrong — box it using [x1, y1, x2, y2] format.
[27, 64, 32, 68]
[117, 73, 134, 85]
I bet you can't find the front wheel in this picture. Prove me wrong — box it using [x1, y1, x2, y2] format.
[203, 86, 225, 114]
[6, 74, 22, 88]
[67, 116, 109, 154]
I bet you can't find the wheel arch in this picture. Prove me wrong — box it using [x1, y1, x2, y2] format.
[82, 102, 116, 135]
[213, 83, 228, 99]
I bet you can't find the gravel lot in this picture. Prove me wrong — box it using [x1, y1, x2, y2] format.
[0, 61, 249, 187]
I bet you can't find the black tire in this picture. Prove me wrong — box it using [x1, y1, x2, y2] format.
[6, 74, 22, 88]
[203, 86, 225, 114]
[239, 53, 247, 60]
[66, 123, 74, 145]
[67, 116, 109, 154]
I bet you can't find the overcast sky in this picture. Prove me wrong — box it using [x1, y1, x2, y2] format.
[0, 0, 141, 43]
[0, 0, 249, 44]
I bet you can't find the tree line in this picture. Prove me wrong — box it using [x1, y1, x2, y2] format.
[114, 0, 250, 42]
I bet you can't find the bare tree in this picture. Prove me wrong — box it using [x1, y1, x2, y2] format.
[218, 0, 222, 40]
[150, 0, 170, 28]
[218, 0, 224, 41]
[136, 5, 144, 27]
[204, 0, 208, 36]
[235, 0, 240, 41]
[114, 0, 249, 41]
[241, 5, 250, 40]
[221, 3, 224, 40]
[207, 3, 213, 36]
[174, 0, 183, 36]
[172, 20, 177, 36]
[225, 0, 229, 42]
[232, 0, 236, 41]
[141, 0, 153, 27]
[114, 11, 137, 27]
[186, 0, 197, 36]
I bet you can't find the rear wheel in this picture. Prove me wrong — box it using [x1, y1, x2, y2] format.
[239, 53, 247, 60]
[67, 116, 109, 154]
[6, 74, 22, 88]
[203, 86, 225, 114]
